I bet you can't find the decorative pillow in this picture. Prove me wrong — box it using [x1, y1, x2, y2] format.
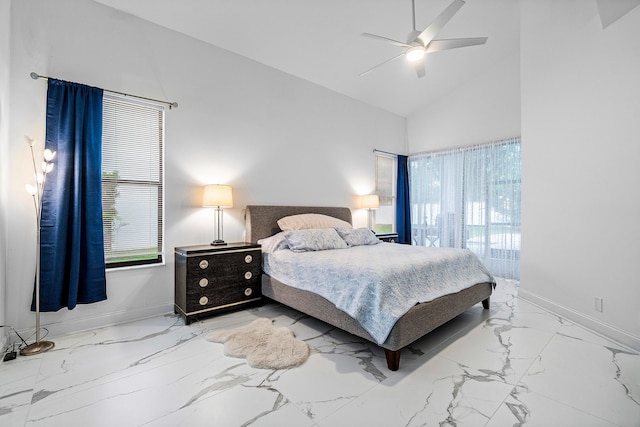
[277, 213, 352, 231]
[257, 232, 289, 254]
[283, 228, 348, 252]
[336, 227, 381, 247]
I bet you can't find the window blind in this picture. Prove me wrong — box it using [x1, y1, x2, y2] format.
[102, 94, 164, 268]
[375, 153, 397, 233]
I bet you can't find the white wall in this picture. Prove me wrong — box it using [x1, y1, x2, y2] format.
[406, 0, 640, 351]
[5, 0, 406, 337]
[407, 49, 520, 152]
[520, 0, 640, 351]
[0, 0, 10, 350]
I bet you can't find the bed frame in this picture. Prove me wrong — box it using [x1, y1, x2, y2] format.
[245, 205, 492, 371]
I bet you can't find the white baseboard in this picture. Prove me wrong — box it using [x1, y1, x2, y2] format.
[15, 303, 175, 342]
[519, 289, 640, 353]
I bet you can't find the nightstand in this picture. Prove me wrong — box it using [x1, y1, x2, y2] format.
[376, 233, 399, 243]
[174, 242, 262, 324]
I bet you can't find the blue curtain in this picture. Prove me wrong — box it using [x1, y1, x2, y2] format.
[35, 79, 107, 311]
[396, 155, 411, 244]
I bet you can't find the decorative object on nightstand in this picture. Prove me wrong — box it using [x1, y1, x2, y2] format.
[22, 137, 56, 356]
[203, 184, 233, 246]
[361, 194, 379, 230]
[376, 232, 399, 243]
[174, 242, 262, 324]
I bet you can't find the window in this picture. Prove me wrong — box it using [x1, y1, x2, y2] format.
[374, 153, 397, 233]
[102, 94, 164, 268]
[409, 138, 521, 279]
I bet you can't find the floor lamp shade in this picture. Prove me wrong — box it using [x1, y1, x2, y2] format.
[203, 185, 233, 246]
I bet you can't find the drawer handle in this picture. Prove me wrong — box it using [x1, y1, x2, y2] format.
[199, 296, 209, 306]
[199, 260, 209, 269]
[244, 271, 252, 280]
[244, 288, 253, 297]
[244, 254, 253, 263]
[199, 278, 209, 287]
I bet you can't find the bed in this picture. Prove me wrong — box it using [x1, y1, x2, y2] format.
[245, 205, 494, 371]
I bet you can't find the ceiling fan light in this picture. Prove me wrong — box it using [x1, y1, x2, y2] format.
[406, 46, 425, 62]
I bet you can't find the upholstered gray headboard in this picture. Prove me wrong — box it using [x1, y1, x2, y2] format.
[245, 205, 353, 243]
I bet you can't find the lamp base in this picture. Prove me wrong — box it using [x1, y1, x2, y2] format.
[20, 340, 55, 356]
[210, 240, 227, 246]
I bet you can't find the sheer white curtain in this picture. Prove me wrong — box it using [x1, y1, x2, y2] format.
[409, 138, 521, 279]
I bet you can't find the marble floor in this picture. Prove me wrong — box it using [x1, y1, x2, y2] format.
[1, 280, 639, 426]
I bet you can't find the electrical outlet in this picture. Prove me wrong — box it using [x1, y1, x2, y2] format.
[594, 297, 603, 312]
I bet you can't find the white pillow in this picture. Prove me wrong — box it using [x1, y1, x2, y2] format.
[336, 227, 381, 247]
[283, 228, 348, 252]
[257, 232, 289, 254]
[277, 213, 352, 231]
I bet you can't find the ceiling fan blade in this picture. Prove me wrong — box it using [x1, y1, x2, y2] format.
[361, 33, 411, 48]
[416, 0, 465, 46]
[413, 60, 426, 78]
[596, 0, 640, 29]
[425, 37, 488, 53]
[359, 52, 406, 76]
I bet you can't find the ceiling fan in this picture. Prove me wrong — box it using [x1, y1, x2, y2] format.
[360, 0, 488, 78]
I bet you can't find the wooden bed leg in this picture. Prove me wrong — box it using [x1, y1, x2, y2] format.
[482, 297, 490, 309]
[384, 349, 401, 371]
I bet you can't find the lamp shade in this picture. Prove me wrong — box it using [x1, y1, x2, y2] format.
[361, 194, 380, 209]
[203, 184, 233, 208]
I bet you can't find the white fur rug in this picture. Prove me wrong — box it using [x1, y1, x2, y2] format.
[207, 318, 310, 369]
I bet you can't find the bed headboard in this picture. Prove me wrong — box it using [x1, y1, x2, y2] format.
[245, 205, 353, 243]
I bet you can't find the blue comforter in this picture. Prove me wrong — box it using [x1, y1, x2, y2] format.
[263, 243, 495, 344]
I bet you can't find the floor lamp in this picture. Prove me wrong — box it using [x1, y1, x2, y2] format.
[21, 138, 56, 356]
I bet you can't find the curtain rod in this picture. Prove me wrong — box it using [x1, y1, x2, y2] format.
[30, 72, 178, 109]
[409, 136, 521, 157]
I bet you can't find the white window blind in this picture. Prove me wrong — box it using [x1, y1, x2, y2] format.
[375, 153, 397, 233]
[102, 94, 164, 268]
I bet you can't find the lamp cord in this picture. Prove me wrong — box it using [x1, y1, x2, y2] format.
[1, 325, 29, 358]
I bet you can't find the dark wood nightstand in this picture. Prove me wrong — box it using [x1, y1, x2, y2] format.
[174, 242, 262, 324]
[376, 233, 399, 243]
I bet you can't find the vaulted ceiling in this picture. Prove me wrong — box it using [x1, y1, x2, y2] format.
[94, 0, 520, 117]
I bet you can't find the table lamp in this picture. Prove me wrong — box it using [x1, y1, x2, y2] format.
[361, 194, 380, 230]
[203, 184, 233, 245]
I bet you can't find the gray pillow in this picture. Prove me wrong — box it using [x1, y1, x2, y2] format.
[336, 227, 381, 246]
[284, 228, 348, 252]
